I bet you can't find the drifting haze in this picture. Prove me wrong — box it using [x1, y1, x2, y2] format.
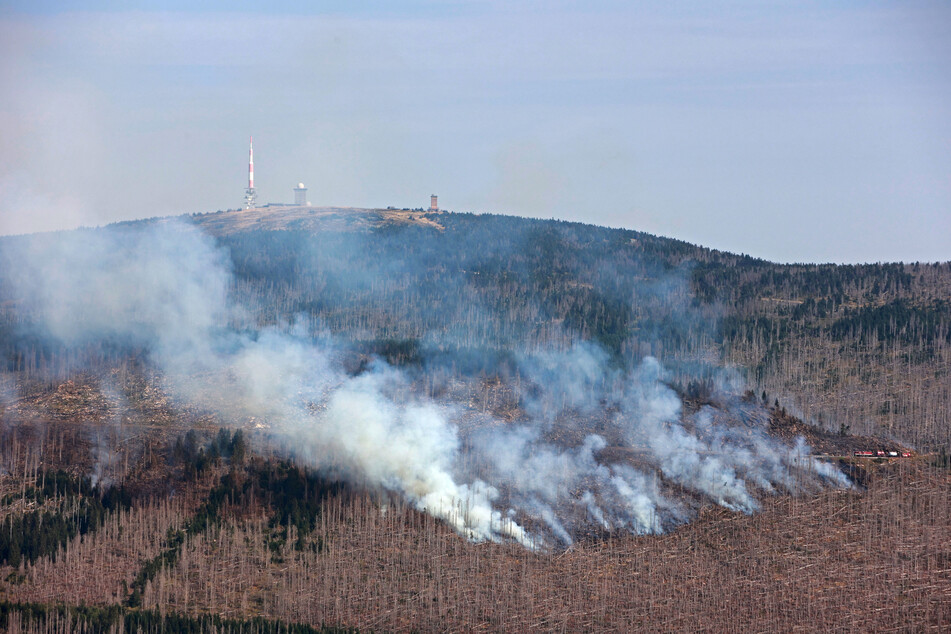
[1, 1, 950, 263]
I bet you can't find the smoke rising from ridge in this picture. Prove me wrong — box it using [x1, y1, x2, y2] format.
[0, 219, 850, 547]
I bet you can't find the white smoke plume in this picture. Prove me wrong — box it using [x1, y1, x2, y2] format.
[0, 220, 851, 548]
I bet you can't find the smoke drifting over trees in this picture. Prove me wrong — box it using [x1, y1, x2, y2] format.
[0, 208, 948, 632]
[0, 217, 849, 547]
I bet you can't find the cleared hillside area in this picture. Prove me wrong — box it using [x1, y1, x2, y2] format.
[191, 205, 445, 236]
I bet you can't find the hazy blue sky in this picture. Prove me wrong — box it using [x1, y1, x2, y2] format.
[1, 1, 949, 263]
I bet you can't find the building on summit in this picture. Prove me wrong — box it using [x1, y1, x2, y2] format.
[294, 183, 308, 206]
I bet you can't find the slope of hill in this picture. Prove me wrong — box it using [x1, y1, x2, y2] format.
[0, 418, 947, 632]
[0, 205, 949, 631]
[188, 206, 950, 450]
[7, 205, 948, 455]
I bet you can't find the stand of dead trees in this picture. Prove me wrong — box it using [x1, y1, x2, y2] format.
[1, 424, 948, 632]
[1, 211, 950, 632]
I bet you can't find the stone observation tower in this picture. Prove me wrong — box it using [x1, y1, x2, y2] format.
[430, 195, 438, 212]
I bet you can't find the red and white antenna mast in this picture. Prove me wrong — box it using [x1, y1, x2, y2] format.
[244, 135, 257, 209]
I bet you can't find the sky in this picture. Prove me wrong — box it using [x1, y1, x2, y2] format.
[0, 1, 949, 264]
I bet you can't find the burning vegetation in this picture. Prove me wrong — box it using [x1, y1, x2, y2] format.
[0, 207, 949, 631]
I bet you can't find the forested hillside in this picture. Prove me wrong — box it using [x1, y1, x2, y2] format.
[188, 207, 950, 451]
[696, 257, 950, 450]
[0, 206, 948, 632]
[1, 206, 948, 450]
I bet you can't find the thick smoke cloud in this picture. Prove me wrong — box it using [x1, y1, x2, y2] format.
[0, 220, 850, 548]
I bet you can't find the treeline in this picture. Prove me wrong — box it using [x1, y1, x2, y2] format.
[170, 428, 249, 482]
[691, 260, 924, 307]
[1, 469, 89, 506]
[0, 471, 132, 568]
[829, 299, 951, 348]
[0, 601, 355, 634]
[129, 432, 344, 607]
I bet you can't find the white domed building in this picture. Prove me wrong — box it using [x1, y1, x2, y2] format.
[293, 182, 308, 206]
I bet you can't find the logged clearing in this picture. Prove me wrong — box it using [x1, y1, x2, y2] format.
[189, 206, 444, 236]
